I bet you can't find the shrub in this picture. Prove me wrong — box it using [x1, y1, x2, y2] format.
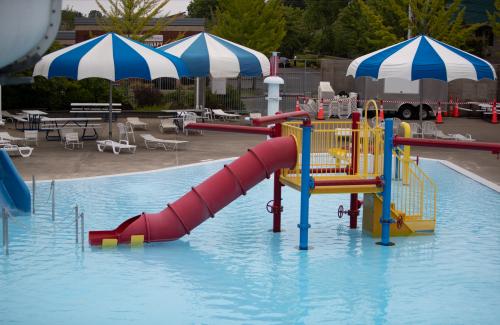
[132, 85, 164, 107]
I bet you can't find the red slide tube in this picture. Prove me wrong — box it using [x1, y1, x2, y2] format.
[393, 136, 500, 154]
[252, 111, 310, 126]
[314, 177, 382, 187]
[89, 136, 298, 245]
[186, 123, 273, 135]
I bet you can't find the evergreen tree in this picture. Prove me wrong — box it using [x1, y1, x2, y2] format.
[331, 0, 399, 58]
[96, 0, 171, 41]
[60, 7, 83, 29]
[304, 0, 349, 54]
[487, 0, 499, 36]
[211, 0, 286, 54]
[280, 6, 309, 58]
[187, 0, 218, 20]
[408, 0, 478, 48]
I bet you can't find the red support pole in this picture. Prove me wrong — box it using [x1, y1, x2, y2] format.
[349, 112, 360, 229]
[393, 136, 500, 154]
[272, 122, 283, 232]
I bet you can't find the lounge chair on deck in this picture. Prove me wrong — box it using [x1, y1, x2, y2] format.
[183, 113, 202, 135]
[212, 109, 241, 120]
[1, 144, 33, 158]
[24, 130, 38, 146]
[96, 140, 136, 155]
[126, 117, 148, 130]
[140, 134, 188, 151]
[159, 118, 179, 134]
[422, 121, 475, 141]
[64, 132, 83, 150]
[117, 122, 135, 143]
[0, 131, 25, 144]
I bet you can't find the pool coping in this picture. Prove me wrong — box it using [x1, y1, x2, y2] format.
[28, 156, 500, 193]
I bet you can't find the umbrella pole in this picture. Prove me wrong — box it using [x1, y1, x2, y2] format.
[195, 77, 200, 109]
[109, 80, 113, 139]
[419, 79, 423, 137]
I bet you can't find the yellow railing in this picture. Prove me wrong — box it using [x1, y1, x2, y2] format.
[281, 120, 384, 192]
[391, 148, 437, 222]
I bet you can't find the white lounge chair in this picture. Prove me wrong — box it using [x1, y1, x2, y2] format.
[1, 144, 33, 158]
[202, 107, 213, 120]
[64, 132, 83, 150]
[140, 134, 188, 151]
[126, 117, 148, 130]
[24, 130, 38, 146]
[159, 118, 179, 134]
[183, 112, 202, 135]
[212, 109, 241, 120]
[408, 122, 422, 138]
[0, 131, 25, 144]
[96, 140, 136, 155]
[117, 122, 135, 143]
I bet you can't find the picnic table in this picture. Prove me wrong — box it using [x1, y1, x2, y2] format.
[40, 117, 102, 141]
[70, 103, 122, 121]
[22, 109, 48, 130]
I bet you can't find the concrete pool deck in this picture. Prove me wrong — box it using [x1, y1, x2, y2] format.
[4, 117, 500, 185]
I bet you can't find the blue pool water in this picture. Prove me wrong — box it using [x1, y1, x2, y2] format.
[1, 159, 500, 324]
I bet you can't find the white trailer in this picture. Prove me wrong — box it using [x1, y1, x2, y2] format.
[354, 77, 448, 120]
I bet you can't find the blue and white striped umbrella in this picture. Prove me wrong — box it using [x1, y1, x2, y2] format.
[158, 32, 270, 78]
[347, 35, 496, 82]
[33, 32, 188, 80]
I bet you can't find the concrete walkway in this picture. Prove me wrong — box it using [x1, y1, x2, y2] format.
[4, 117, 500, 185]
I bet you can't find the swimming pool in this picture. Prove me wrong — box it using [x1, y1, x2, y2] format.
[1, 159, 499, 324]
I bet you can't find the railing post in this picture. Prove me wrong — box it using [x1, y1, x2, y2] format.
[32, 175, 35, 214]
[80, 212, 84, 252]
[272, 121, 283, 232]
[349, 112, 360, 229]
[3, 207, 8, 255]
[298, 119, 312, 250]
[51, 180, 55, 221]
[75, 205, 79, 244]
[377, 118, 395, 246]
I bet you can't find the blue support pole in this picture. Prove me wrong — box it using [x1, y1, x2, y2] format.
[377, 118, 395, 246]
[298, 120, 312, 250]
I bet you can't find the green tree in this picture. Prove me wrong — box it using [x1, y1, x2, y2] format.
[96, 0, 171, 41]
[279, 6, 309, 58]
[487, 0, 499, 36]
[408, 0, 478, 48]
[304, 0, 349, 54]
[211, 0, 286, 55]
[187, 0, 218, 20]
[331, 0, 399, 58]
[60, 7, 83, 29]
[283, 0, 305, 8]
[88, 9, 103, 18]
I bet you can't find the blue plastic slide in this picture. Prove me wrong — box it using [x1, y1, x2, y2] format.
[0, 150, 31, 213]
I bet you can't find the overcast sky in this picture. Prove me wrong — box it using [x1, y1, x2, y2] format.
[62, 0, 190, 16]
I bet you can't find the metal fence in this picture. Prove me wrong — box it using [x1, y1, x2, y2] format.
[120, 59, 321, 114]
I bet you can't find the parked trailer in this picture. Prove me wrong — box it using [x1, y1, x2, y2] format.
[355, 77, 448, 120]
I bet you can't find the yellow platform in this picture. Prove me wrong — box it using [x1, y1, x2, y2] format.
[362, 193, 435, 236]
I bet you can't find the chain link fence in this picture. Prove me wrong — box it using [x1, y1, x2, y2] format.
[119, 59, 321, 114]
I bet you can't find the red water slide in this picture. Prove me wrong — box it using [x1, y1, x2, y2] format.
[89, 136, 298, 245]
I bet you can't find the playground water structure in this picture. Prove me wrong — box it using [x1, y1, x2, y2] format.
[1, 158, 500, 324]
[89, 101, 500, 249]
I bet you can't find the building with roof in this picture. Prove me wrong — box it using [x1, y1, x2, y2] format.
[55, 16, 205, 46]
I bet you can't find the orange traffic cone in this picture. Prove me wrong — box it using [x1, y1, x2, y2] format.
[491, 99, 498, 124]
[436, 101, 443, 124]
[452, 98, 460, 117]
[317, 98, 325, 120]
[447, 97, 453, 117]
[379, 99, 384, 122]
[295, 97, 301, 112]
